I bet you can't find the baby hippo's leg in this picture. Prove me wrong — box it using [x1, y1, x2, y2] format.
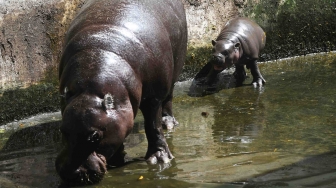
[249, 60, 266, 87]
[233, 65, 247, 86]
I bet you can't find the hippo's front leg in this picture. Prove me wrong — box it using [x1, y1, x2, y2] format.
[140, 98, 174, 164]
[233, 64, 247, 86]
[248, 60, 266, 87]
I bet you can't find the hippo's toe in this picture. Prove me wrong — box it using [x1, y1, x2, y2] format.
[147, 150, 174, 164]
[252, 77, 266, 88]
[162, 116, 178, 130]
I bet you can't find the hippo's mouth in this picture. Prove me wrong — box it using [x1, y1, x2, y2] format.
[57, 152, 108, 186]
[213, 64, 225, 71]
[81, 152, 107, 183]
[212, 58, 226, 71]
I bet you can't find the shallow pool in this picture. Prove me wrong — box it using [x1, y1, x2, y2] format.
[0, 53, 336, 188]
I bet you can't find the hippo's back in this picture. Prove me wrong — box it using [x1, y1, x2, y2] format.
[60, 0, 187, 83]
[217, 17, 266, 59]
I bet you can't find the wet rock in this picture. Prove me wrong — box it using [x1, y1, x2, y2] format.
[0, 0, 85, 91]
[1, 120, 62, 151]
[234, 0, 246, 8]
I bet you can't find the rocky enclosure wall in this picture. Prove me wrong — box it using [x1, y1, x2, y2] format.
[182, 0, 244, 46]
[0, 0, 86, 92]
[0, 0, 245, 92]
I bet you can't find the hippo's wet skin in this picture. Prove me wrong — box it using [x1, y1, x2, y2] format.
[56, 0, 187, 185]
[196, 17, 266, 87]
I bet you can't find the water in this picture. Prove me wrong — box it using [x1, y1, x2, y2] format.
[0, 53, 336, 188]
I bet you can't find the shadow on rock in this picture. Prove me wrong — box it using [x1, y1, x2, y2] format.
[1, 121, 62, 152]
[243, 151, 336, 188]
[188, 65, 238, 97]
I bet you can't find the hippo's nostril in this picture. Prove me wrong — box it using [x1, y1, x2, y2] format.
[213, 55, 222, 60]
[213, 56, 224, 64]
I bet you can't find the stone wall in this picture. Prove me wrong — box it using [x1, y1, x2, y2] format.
[0, 0, 243, 92]
[0, 0, 85, 92]
[182, 0, 244, 46]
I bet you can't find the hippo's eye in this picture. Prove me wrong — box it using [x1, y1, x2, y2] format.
[87, 131, 101, 143]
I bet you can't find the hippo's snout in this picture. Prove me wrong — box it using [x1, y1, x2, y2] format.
[213, 54, 223, 61]
[56, 151, 107, 185]
[212, 54, 226, 71]
[212, 53, 226, 65]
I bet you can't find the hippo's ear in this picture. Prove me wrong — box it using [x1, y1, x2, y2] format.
[234, 42, 240, 49]
[103, 93, 114, 110]
[211, 40, 217, 46]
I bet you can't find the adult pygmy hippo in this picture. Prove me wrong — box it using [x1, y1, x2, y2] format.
[56, 0, 187, 185]
[196, 17, 266, 87]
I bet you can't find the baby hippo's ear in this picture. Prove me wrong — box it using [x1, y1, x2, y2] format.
[212, 40, 217, 46]
[103, 93, 114, 110]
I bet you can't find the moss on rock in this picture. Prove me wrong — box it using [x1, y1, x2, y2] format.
[0, 83, 60, 125]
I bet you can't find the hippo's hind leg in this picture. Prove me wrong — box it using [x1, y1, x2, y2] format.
[247, 60, 266, 87]
[140, 98, 174, 164]
[161, 93, 178, 130]
[233, 64, 247, 86]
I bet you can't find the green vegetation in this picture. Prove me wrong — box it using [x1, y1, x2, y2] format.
[179, 44, 213, 81]
[244, 0, 336, 61]
[0, 83, 60, 125]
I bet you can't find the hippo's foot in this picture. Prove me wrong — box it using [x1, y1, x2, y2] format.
[162, 116, 178, 130]
[252, 77, 266, 88]
[146, 141, 174, 164]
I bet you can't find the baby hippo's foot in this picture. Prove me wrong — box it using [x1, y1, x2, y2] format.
[252, 77, 266, 88]
[162, 116, 178, 130]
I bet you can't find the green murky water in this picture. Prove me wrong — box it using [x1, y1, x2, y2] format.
[0, 53, 336, 188]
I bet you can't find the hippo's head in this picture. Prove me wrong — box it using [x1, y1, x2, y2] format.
[56, 88, 134, 185]
[211, 40, 241, 71]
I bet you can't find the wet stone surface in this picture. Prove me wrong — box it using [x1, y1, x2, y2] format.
[0, 53, 335, 187]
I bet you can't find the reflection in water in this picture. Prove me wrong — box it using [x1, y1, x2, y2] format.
[211, 86, 265, 156]
[0, 53, 336, 187]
